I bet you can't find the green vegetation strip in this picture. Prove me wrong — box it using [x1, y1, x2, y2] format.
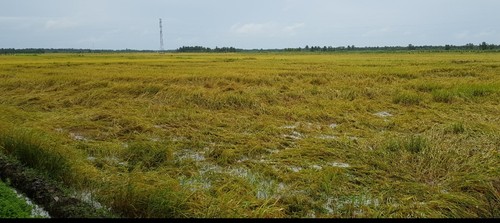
[0, 179, 34, 218]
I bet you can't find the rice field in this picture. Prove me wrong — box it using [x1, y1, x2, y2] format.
[0, 52, 499, 218]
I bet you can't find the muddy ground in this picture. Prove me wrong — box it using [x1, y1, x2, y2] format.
[0, 153, 117, 218]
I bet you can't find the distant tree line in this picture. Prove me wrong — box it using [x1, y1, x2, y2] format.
[1, 42, 499, 54]
[0, 48, 157, 54]
[176, 46, 240, 53]
[283, 42, 500, 52]
[175, 42, 500, 53]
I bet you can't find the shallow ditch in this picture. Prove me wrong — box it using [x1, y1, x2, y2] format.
[0, 153, 117, 218]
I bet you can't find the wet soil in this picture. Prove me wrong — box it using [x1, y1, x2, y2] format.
[0, 153, 117, 218]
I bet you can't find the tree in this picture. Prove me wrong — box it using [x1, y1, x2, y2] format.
[465, 43, 475, 50]
[480, 42, 488, 50]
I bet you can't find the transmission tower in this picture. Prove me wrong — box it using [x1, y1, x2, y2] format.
[159, 18, 164, 51]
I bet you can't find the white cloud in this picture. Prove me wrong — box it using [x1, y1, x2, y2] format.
[362, 27, 392, 37]
[283, 23, 305, 35]
[232, 22, 275, 35]
[282, 0, 301, 12]
[455, 31, 469, 39]
[45, 18, 78, 30]
[475, 30, 494, 38]
[231, 22, 305, 37]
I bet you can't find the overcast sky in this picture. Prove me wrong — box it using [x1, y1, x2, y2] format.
[1, 0, 499, 50]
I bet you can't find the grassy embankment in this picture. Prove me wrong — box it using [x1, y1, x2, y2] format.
[0, 52, 498, 218]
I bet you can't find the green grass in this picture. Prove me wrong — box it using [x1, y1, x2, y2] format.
[432, 89, 455, 103]
[0, 52, 498, 218]
[445, 122, 466, 134]
[431, 83, 499, 103]
[0, 127, 71, 182]
[123, 141, 174, 170]
[392, 91, 422, 105]
[0, 180, 37, 218]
